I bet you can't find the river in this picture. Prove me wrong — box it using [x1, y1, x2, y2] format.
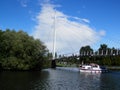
[0, 68, 120, 90]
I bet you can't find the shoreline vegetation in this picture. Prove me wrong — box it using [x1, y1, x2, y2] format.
[57, 64, 120, 70]
[107, 66, 120, 70]
[0, 29, 120, 71]
[56, 63, 120, 70]
[0, 29, 51, 71]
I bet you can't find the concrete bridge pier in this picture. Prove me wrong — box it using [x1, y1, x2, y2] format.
[51, 60, 56, 68]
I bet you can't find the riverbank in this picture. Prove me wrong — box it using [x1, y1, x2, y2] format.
[107, 66, 120, 70]
[56, 63, 78, 67]
[56, 63, 120, 70]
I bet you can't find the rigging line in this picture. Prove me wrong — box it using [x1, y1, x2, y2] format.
[96, 35, 120, 49]
[66, 20, 97, 35]
[55, 27, 100, 54]
[54, 18, 120, 55]
[61, 26, 98, 47]
[64, 21, 109, 45]
[66, 28, 117, 49]
[57, 20, 99, 44]
[56, 18, 99, 44]
[54, 22, 98, 54]
[101, 38, 120, 48]
[56, 25, 82, 45]
[98, 34, 120, 47]
[55, 32, 94, 55]
[55, 31, 76, 55]
[57, 18, 120, 48]
[108, 36, 120, 46]
[56, 28, 81, 55]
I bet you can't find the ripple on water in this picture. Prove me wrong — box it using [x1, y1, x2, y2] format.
[29, 69, 120, 90]
[0, 69, 120, 90]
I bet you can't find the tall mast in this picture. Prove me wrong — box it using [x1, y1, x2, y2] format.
[53, 10, 56, 60]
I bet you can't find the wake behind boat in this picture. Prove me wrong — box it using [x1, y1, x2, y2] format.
[79, 63, 108, 73]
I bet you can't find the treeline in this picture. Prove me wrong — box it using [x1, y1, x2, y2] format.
[0, 29, 51, 70]
[79, 44, 120, 66]
[1, 29, 120, 70]
[57, 44, 120, 66]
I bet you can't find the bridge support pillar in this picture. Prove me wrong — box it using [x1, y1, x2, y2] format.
[51, 60, 56, 68]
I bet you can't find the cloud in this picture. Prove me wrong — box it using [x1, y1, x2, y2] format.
[70, 17, 90, 23]
[82, 18, 90, 23]
[18, 0, 29, 7]
[32, 3, 105, 54]
[99, 30, 106, 36]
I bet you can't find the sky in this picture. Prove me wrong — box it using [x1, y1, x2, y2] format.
[0, 0, 120, 55]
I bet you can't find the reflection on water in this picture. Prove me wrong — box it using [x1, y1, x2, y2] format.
[78, 72, 101, 90]
[100, 71, 120, 90]
[0, 71, 47, 90]
[0, 69, 120, 90]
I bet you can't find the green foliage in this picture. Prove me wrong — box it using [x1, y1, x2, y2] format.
[79, 44, 120, 66]
[58, 44, 120, 67]
[0, 29, 49, 70]
[80, 45, 93, 55]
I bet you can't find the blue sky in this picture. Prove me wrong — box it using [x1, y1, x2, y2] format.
[0, 0, 120, 55]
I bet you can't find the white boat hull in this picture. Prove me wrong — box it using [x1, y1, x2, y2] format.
[80, 69, 107, 73]
[79, 63, 108, 73]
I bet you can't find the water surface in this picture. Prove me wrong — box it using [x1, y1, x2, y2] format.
[0, 68, 120, 90]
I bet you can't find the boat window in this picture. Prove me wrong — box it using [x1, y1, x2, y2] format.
[93, 65, 98, 67]
[79, 65, 82, 67]
[100, 66, 106, 69]
[88, 67, 91, 69]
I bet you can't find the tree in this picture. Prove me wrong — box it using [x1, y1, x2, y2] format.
[79, 45, 93, 64]
[80, 45, 93, 56]
[98, 44, 107, 55]
[0, 29, 48, 70]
